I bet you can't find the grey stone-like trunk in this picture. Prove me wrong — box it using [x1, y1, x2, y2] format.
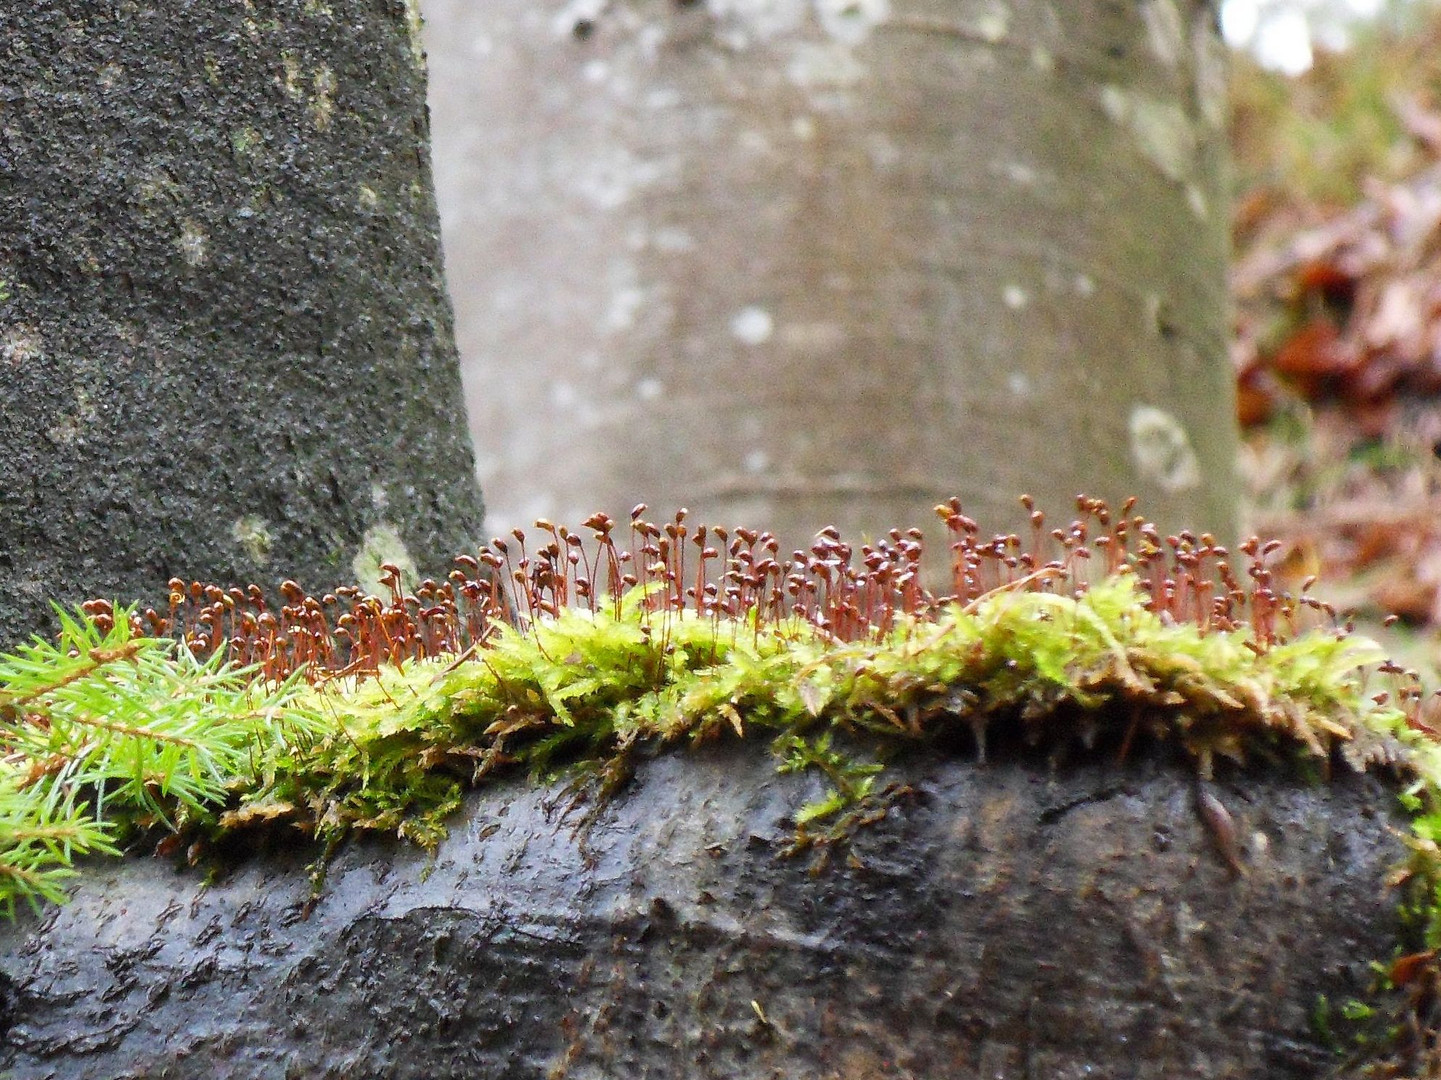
[428, 0, 1237, 557]
[0, 1, 485, 643]
[0, 745, 1406, 1077]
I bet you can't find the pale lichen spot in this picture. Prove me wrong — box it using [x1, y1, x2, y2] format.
[178, 222, 208, 268]
[1002, 160, 1036, 186]
[203, 55, 221, 86]
[552, 0, 608, 38]
[1074, 273, 1096, 297]
[792, 115, 817, 140]
[582, 59, 610, 85]
[1186, 183, 1208, 219]
[744, 449, 770, 474]
[230, 126, 260, 158]
[731, 306, 775, 346]
[1, 326, 41, 366]
[280, 51, 304, 99]
[402, 0, 426, 65]
[653, 227, 694, 253]
[303, 0, 333, 14]
[97, 63, 123, 90]
[1141, 0, 1185, 67]
[357, 183, 379, 211]
[1002, 284, 1029, 310]
[1129, 405, 1200, 493]
[605, 286, 648, 332]
[231, 515, 274, 565]
[352, 522, 418, 596]
[708, 0, 809, 42]
[1030, 45, 1054, 73]
[1194, 27, 1228, 130]
[739, 129, 771, 154]
[370, 483, 390, 511]
[636, 377, 665, 402]
[46, 389, 96, 447]
[1007, 371, 1031, 397]
[1099, 85, 1196, 184]
[310, 64, 336, 131]
[972, 2, 1010, 44]
[815, 0, 890, 46]
[866, 133, 900, 169]
[786, 42, 867, 88]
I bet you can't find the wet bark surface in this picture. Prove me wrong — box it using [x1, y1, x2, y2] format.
[0, 1, 484, 643]
[0, 744, 1407, 1078]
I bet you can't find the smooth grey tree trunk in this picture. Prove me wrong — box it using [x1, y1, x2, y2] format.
[0, 746, 1408, 1078]
[428, 0, 1237, 555]
[0, 0, 485, 643]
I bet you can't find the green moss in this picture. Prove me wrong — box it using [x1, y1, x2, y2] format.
[5, 545, 1441, 1070]
[0, 573, 1427, 907]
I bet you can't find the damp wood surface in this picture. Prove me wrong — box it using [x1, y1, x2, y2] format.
[0, 743, 1405, 1079]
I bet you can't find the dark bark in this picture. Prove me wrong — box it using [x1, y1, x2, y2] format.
[0, 0, 484, 644]
[0, 744, 1407, 1078]
[426, 0, 1237, 560]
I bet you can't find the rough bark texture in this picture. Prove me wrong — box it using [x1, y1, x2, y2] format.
[0, 745, 1407, 1078]
[425, 0, 1237, 558]
[0, 1, 485, 644]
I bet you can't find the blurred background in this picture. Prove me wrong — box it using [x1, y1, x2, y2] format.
[420, 0, 1441, 659]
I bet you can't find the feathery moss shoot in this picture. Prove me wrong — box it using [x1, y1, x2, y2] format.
[3, 499, 1441, 980]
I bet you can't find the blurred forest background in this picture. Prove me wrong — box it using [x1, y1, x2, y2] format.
[419, 0, 1441, 662]
[1225, 0, 1441, 672]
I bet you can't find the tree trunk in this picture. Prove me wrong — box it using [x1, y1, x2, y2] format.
[0, 745, 1407, 1078]
[426, 0, 1237, 557]
[0, 0, 485, 644]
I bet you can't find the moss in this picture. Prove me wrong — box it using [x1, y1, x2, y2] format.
[3, 502, 1440, 1069]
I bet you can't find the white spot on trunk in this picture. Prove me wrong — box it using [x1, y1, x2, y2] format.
[731, 306, 775, 345]
[231, 515, 273, 565]
[310, 64, 335, 130]
[973, 2, 1009, 43]
[1, 326, 40, 365]
[358, 183, 379, 210]
[1099, 85, 1196, 184]
[178, 222, 208, 267]
[1194, 27, 1228, 130]
[1186, 183, 1208, 219]
[709, 0, 809, 41]
[792, 115, 817, 140]
[605, 286, 647, 332]
[1074, 274, 1095, 296]
[1002, 285, 1029, 310]
[653, 227, 694, 252]
[787, 42, 867, 87]
[1129, 405, 1200, 493]
[352, 522, 417, 596]
[815, 0, 889, 45]
[1007, 372, 1031, 397]
[744, 449, 770, 473]
[636, 377, 665, 401]
[582, 59, 609, 84]
[1030, 45, 1054, 72]
[1002, 161, 1035, 185]
[552, 0, 606, 37]
[1141, 0, 1185, 66]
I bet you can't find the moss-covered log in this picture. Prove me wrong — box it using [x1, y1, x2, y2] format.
[0, 1, 484, 644]
[0, 745, 1407, 1078]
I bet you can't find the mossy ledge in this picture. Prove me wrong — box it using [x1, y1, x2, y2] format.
[3, 497, 1441, 1072]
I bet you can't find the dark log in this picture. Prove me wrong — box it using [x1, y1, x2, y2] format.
[0, 745, 1406, 1078]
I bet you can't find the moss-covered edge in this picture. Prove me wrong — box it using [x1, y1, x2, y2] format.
[1, 572, 1438, 1071]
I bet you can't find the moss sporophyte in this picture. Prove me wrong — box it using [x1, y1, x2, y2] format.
[3, 497, 1441, 1057]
